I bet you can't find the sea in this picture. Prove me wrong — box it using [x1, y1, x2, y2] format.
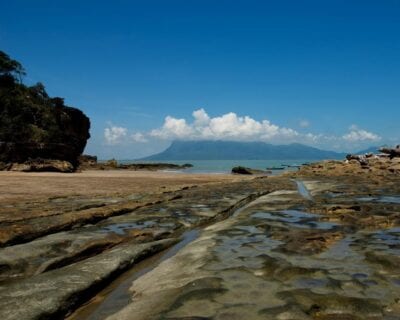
[117, 159, 316, 174]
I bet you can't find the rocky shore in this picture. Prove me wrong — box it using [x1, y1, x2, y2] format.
[0, 155, 399, 319]
[0, 156, 193, 173]
[78, 156, 193, 171]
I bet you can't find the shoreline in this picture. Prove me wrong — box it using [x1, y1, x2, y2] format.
[1, 159, 400, 319]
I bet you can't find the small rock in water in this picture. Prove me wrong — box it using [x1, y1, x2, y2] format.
[231, 166, 267, 175]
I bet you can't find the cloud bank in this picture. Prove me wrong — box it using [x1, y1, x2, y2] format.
[149, 109, 299, 141]
[342, 125, 381, 142]
[104, 109, 382, 149]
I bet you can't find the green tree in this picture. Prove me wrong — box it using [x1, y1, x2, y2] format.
[0, 50, 26, 83]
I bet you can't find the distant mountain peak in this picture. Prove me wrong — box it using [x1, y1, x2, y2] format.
[140, 140, 347, 160]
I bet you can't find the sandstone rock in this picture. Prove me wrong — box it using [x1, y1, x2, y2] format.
[0, 238, 177, 320]
[105, 159, 118, 168]
[9, 159, 74, 173]
[78, 154, 97, 168]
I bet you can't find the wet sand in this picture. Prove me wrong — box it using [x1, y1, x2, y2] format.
[0, 170, 246, 203]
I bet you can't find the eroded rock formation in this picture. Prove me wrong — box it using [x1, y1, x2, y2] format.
[0, 50, 90, 170]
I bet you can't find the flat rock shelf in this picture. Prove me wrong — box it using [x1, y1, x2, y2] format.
[0, 160, 400, 320]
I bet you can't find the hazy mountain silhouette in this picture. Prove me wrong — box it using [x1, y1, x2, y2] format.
[141, 140, 349, 160]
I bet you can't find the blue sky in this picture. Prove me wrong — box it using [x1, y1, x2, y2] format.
[1, 0, 399, 158]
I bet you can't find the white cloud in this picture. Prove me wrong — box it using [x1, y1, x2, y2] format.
[149, 109, 299, 141]
[131, 132, 148, 143]
[342, 125, 381, 142]
[104, 126, 127, 145]
[150, 116, 194, 139]
[103, 110, 384, 152]
[193, 108, 210, 126]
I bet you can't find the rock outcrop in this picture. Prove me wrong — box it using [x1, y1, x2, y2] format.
[79, 157, 193, 171]
[0, 50, 90, 170]
[380, 146, 400, 159]
[294, 155, 400, 177]
[231, 166, 268, 175]
[8, 159, 74, 173]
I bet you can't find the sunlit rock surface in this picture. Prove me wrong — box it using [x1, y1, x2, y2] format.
[0, 158, 400, 319]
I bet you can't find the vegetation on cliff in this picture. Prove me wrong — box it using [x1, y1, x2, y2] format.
[0, 50, 90, 167]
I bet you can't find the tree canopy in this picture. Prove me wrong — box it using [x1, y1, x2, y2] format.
[0, 51, 26, 82]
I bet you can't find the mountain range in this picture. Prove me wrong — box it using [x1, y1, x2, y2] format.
[140, 140, 378, 161]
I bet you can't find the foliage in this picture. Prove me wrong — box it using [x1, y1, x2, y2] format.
[0, 51, 26, 82]
[0, 50, 90, 163]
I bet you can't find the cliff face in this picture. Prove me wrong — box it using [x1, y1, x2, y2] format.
[0, 51, 90, 168]
[0, 106, 90, 166]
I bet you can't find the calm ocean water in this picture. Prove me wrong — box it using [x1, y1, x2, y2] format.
[117, 159, 316, 174]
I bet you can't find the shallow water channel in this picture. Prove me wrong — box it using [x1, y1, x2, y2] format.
[67, 229, 200, 319]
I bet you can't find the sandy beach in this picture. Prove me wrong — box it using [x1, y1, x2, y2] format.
[0, 170, 246, 204]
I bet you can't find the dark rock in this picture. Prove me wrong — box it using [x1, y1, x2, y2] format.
[0, 105, 90, 168]
[346, 154, 368, 166]
[231, 166, 253, 174]
[0, 162, 11, 171]
[87, 161, 193, 171]
[118, 163, 193, 171]
[231, 166, 266, 175]
[380, 146, 400, 159]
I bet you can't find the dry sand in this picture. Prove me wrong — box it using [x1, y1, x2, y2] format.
[0, 170, 247, 203]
